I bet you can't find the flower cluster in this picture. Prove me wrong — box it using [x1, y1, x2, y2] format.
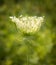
[10, 15, 44, 34]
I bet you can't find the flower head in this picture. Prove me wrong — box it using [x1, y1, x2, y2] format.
[10, 15, 44, 34]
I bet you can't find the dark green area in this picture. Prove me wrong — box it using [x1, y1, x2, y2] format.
[0, 0, 56, 65]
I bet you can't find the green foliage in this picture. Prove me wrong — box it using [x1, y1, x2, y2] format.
[0, 0, 56, 65]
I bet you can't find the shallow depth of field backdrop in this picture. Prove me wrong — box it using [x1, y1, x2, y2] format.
[0, 0, 56, 65]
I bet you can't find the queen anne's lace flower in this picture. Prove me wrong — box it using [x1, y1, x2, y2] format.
[10, 15, 44, 34]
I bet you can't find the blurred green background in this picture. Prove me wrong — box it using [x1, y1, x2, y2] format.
[0, 0, 56, 65]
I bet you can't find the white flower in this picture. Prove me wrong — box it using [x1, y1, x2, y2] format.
[9, 15, 44, 34]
